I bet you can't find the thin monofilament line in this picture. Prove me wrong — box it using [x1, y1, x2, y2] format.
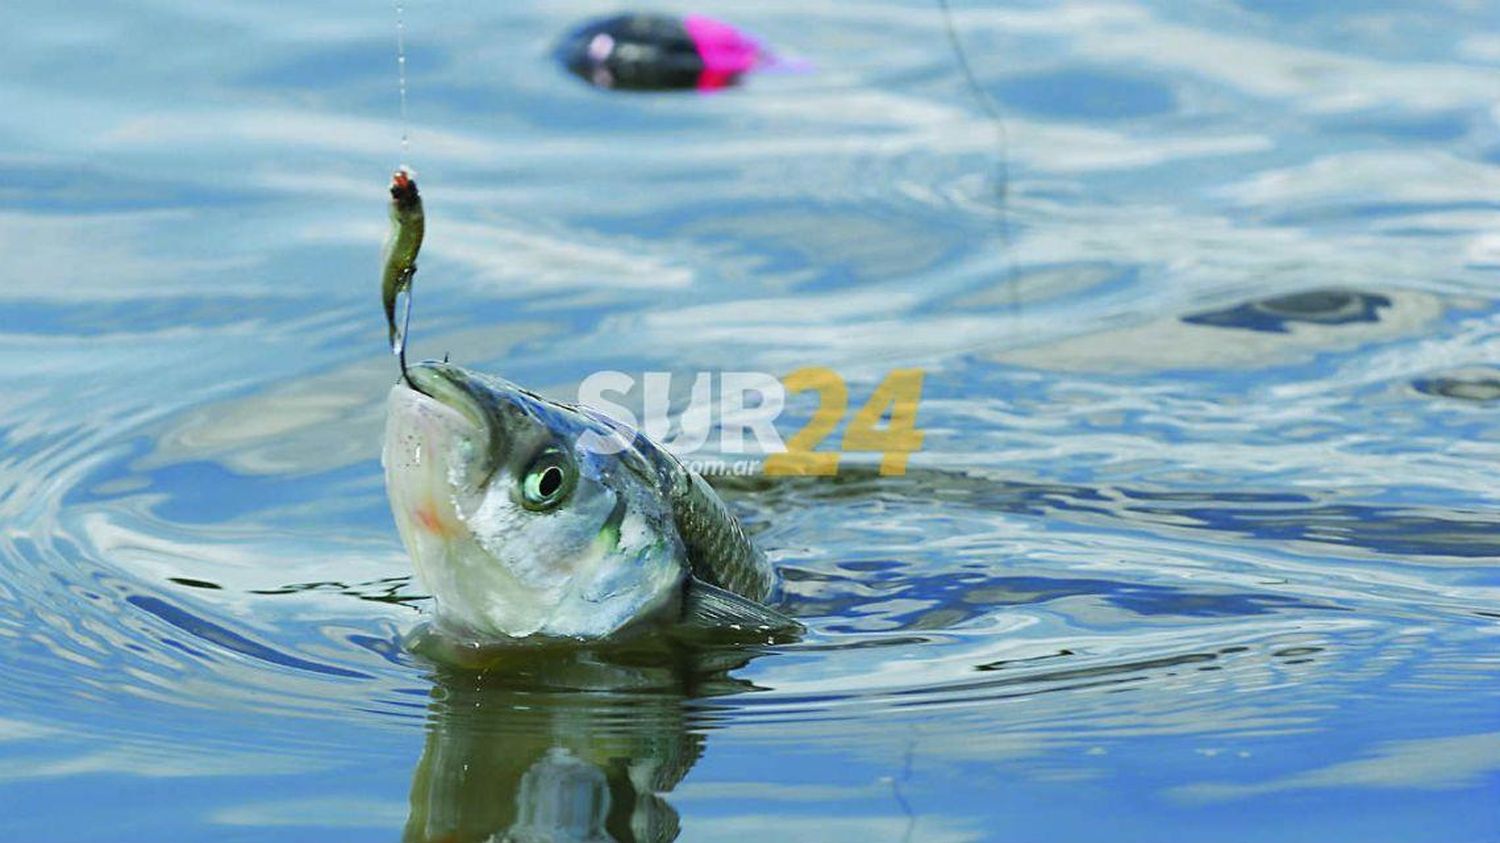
[396, 283, 413, 382]
[935, 0, 1018, 315]
[395, 0, 410, 160]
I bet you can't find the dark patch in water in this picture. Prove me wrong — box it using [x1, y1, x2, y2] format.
[250, 576, 424, 607]
[160, 636, 209, 660]
[972, 649, 1074, 671]
[1182, 289, 1391, 333]
[127, 595, 370, 679]
[1413, 372, 1500, 403]
[1272, 646, 1323, 658]
[168, 577, 222, 590]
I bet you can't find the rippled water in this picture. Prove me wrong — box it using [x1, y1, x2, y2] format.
[5, 1, 1500, 840]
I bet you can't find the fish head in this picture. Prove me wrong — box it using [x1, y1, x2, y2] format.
[382, 361, 685, 640]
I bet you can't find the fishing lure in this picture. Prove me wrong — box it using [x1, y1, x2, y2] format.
[382, 166, 424, 378]
[555, 13, 767, 91]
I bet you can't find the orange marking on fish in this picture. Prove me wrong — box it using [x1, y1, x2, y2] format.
[414, 501, 450, 536]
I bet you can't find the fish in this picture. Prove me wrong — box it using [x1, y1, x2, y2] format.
[381, 166, 425, 357]
[382, 359, 798, 641]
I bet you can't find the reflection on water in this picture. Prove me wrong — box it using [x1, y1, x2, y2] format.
[1181, 289, 1392, 333]
[1413, 368, 1500, 403]
[404, 636, 758, 843]
[5, 0, 1500, 840]
[997, 286, 1452, 371]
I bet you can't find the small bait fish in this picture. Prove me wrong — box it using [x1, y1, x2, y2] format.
[382, 166, 425, 376]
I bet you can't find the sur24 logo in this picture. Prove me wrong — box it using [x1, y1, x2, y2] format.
[577, 368, 924, 476]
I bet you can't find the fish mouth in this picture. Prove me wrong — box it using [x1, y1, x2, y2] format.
[402, 360, 522, 484]
[384, 364, 495, 542]
[405, 361, 494, 433]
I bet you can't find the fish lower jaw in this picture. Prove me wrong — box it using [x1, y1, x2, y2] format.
[413, 544, 556, 640]
[429, 605, 547, 641]
[416, 545, 682, 642]
[426, 587, 639, 642]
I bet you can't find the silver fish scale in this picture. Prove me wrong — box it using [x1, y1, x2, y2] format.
[637, 443, 773, 602]
[674, 471, 773, 601]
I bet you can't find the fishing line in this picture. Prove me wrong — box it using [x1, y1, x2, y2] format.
[933, 0, 1018, 315]
[392, 2, 415, 385]
[395, 275, 414, 383]
[395, 0, 411, 161]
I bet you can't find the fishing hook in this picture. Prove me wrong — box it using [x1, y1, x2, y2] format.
[395, 267, 416, 386]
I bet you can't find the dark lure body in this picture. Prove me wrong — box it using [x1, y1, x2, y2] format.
[382, 168, 425, 354]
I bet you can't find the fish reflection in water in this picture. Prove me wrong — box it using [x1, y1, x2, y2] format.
[403, 632, 768, 843]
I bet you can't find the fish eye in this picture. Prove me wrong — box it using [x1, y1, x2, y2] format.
[520, 449, 575, 511]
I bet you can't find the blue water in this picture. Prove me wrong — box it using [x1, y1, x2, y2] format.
[3, 1, 1500, 841]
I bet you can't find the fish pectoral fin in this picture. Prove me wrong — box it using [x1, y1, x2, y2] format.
[679, 577, 803, 640]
